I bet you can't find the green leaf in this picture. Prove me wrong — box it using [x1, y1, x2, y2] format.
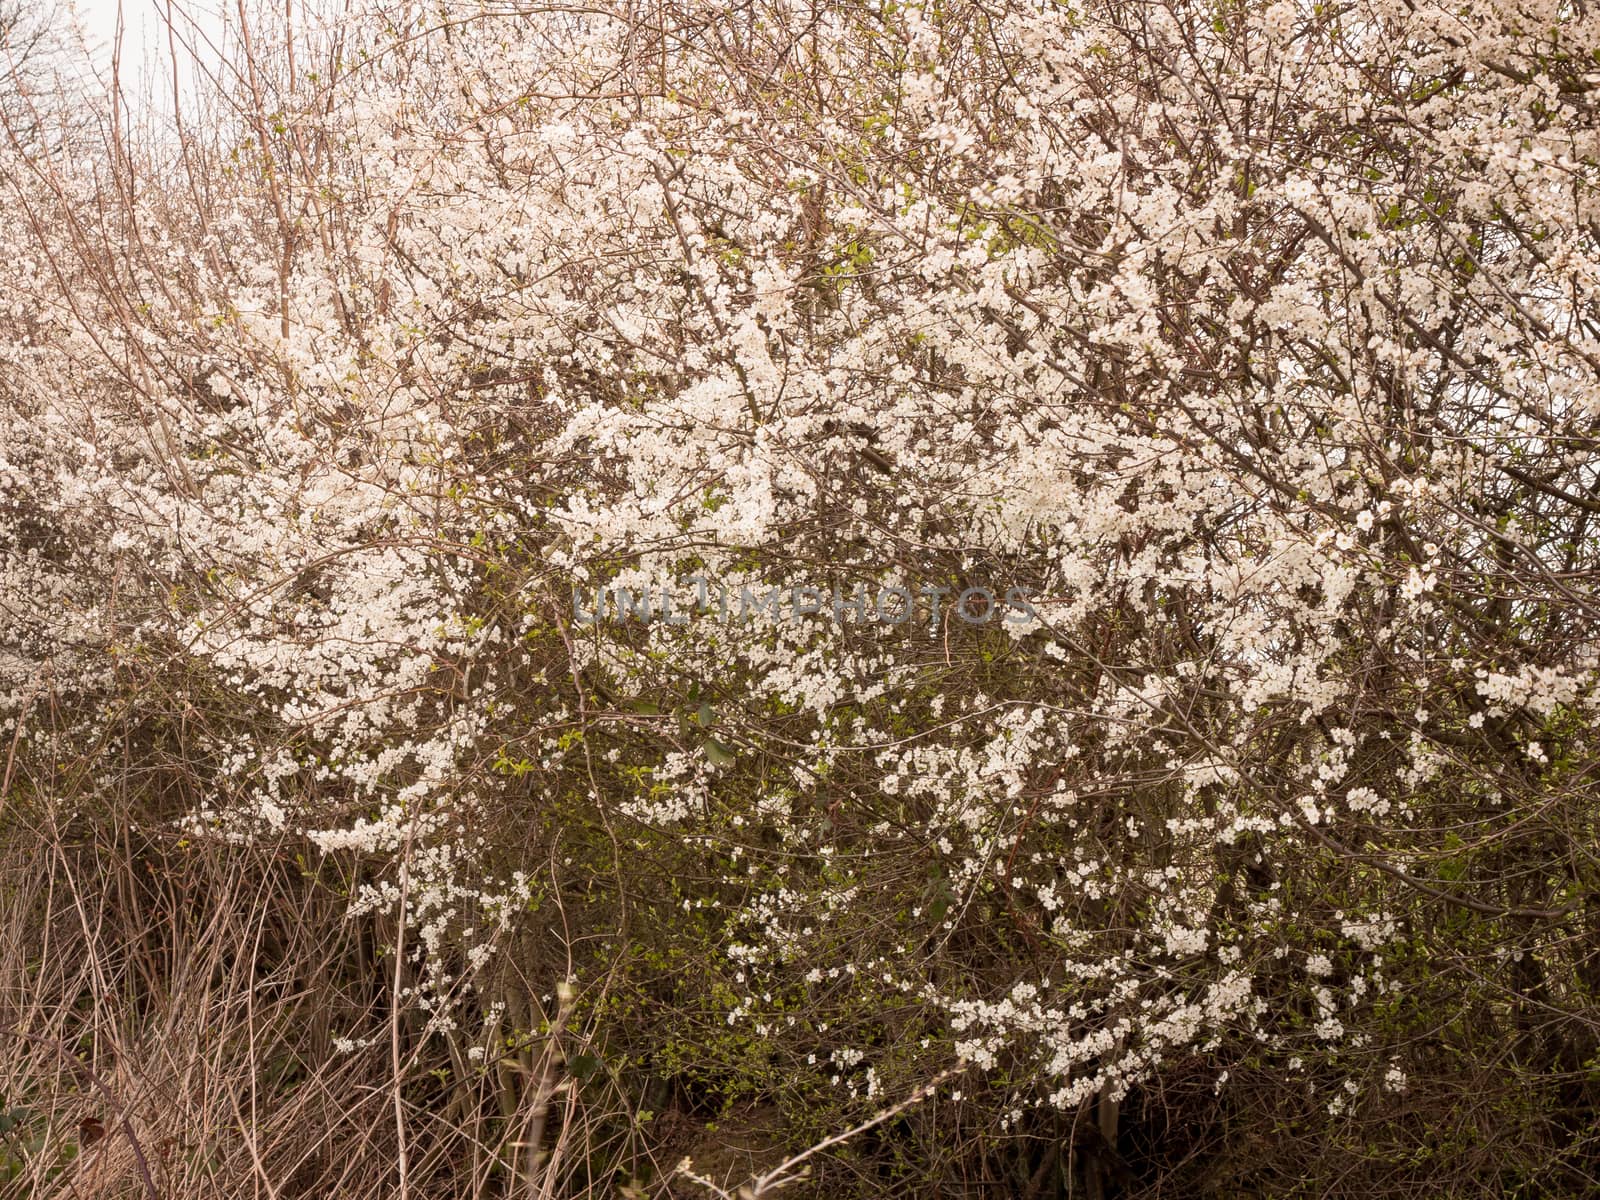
[705, 739, 737, 767]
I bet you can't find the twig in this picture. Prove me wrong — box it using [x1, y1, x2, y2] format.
[680, 1061, 970, 1199]
[0, 1024, 160, 1200]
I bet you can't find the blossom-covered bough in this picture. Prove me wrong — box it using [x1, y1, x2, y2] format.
[2, 0, 1599, 1193]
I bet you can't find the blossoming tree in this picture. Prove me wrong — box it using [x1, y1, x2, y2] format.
[3, 0, 1600, 1193]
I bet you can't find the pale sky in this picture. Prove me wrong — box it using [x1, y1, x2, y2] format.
[66, 0, 231, 110]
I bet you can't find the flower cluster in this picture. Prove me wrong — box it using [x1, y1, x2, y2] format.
[2, 0, 1599, 1183]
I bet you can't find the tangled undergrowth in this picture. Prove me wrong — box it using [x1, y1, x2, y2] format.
[3, 0, 1600, 1194]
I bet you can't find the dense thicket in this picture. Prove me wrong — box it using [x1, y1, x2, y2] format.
[3, 0, 1600, 1195]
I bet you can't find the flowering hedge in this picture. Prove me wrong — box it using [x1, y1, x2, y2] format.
[3, 0, 1600, 1193]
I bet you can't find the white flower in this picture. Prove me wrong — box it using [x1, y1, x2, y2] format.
[1262, 0, 1297, 41]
